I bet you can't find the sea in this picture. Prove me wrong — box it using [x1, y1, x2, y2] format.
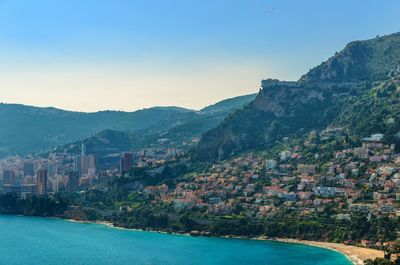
[0, 215, 352, 265]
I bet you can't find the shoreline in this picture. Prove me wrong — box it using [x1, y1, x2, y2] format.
[272, 238, 384, 265]
[63, 218, 384, 265]
[0, 214, 384, 265]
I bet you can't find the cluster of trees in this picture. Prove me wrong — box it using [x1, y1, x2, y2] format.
[0, 193, 68, 216]
[336, 78, 400, 146]
[57, 186, 400, 244]
[364, 258, 398, 265]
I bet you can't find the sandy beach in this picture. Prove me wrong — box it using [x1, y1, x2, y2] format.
[273, 238, 384, 265]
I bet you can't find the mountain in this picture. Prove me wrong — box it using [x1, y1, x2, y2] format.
[195, 33, 400, 160]
[201, 94, 257, 114]
[0, 104, 192, 157]
[300, 32, 400, 84]
[0, 94, 256, 157]
[52, 94, 258, 157]
[334, 69, 400, 142]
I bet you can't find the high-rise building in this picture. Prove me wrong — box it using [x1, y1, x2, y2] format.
[81, 140, 94, 156]
[21, 184, 36, 198]
[36, 169, 48, 195]
[2, 170, 15, 185]
[74, 156, 82, 177]
[47, 164, 58, 178]
[81, 155, 96, 177]
[88, 155, 96, 173]
[1, 170, 22, 195]
[23, 162, 35, 177]
[68, 171, 80, 192]
[82, 156, 89, 176]
[120, 152, 133, 173]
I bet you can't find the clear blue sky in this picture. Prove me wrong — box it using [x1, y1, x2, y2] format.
[0, 0, 399, 112]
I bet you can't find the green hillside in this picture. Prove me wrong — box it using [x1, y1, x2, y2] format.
[195, 33, 400, 160]
[0, 93, 256, 157]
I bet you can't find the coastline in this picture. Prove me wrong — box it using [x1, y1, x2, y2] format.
[0, 214, 384, 265]
[272, 238, 384, 265]
[63, 218, 384, 265]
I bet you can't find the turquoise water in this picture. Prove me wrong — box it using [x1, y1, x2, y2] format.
[0, 215, 352, 265]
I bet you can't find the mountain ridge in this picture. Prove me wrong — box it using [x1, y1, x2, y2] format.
[194, 33, 400, 160]
[0, 94, 256, 157]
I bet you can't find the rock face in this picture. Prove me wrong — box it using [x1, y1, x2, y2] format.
[194, 80, 337, 161]
[194, 33, 400, 161]
[253, 80, 324, 117]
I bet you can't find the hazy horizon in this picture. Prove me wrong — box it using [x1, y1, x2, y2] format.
[0, 91, 257, 113]
[1, 0, 400, 112]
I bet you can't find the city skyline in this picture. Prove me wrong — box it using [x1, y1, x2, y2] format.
[0, 0, 400, 112]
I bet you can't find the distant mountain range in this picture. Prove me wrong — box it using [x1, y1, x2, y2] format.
[0, 94, 257, 157]
[195, 32, 400, 160]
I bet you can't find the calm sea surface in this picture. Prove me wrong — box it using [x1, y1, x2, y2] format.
[0, 215, 352, 265]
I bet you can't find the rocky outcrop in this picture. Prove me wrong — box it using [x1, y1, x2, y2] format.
[194, 33, 400, 161]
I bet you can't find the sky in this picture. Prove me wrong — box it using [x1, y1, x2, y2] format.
[0, 0, 399, 112]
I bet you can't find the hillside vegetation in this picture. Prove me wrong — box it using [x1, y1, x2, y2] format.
[195, 33, 400, 160]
